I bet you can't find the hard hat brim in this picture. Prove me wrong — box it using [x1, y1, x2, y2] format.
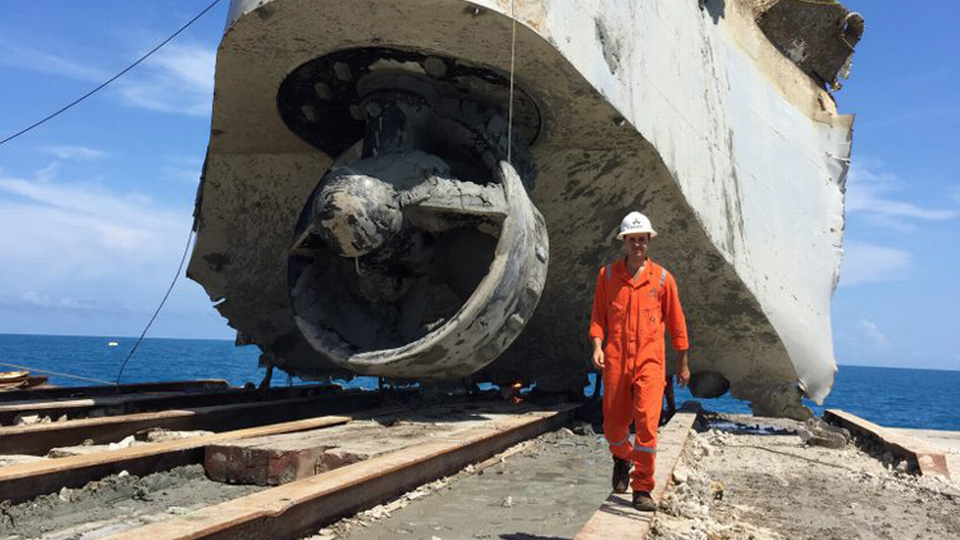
[616, 228, 658, 240]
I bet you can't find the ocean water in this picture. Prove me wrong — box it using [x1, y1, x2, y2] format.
[1, 333, 957, 431]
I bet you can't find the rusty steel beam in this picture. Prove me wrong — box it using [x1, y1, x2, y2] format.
[0, 391, 378, 456]
[0, 383, 339, 425]
[98, 405, 578, 540]
[0, 380, 230, 403]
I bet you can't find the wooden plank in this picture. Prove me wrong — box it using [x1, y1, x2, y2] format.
[205, 405, 511, 485]
[0, 380, 229, 403]
[824, 409, 951, 478]
[0, 391, 377, 456]
[100, 405, 578, 540]
[574, 411, 698, 540]
[0, 406, 409, 505]
[887, 428, 960, 489]
[0, 384, 338, 425]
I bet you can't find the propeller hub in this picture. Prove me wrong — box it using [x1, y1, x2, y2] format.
[313, 172, 401, 258]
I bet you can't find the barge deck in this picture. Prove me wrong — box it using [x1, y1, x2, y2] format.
[0, 381, 956, 540]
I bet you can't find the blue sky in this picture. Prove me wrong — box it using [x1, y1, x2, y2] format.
[0, 1, 957, 371]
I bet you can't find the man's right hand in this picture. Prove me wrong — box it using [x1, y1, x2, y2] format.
[591, 348, 605, 370]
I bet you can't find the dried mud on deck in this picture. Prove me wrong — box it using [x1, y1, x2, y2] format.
[652, 414, 960, 540]
[307, 425, 611, 540]
[0, 464, 262, 539]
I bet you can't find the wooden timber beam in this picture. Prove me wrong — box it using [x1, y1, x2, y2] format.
[0, 391, 378, 456]
[0, 383, 339, 425]
[573, 410, 699, 540]
[204, 403, 527, 486]
[0, 406, 409, 504]
[99, 405, 579, 540]
[825, 409, 951, 479]
[0, 380, 230, 403]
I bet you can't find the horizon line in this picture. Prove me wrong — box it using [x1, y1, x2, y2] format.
[1, 331, 957, 373]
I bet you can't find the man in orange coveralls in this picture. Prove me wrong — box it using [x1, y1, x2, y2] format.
[589, 211, 690, 511]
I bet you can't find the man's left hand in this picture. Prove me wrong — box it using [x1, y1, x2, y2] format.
[676, 351, 691, 387]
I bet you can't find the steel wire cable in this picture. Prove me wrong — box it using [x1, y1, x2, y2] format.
[0, 361, 114, 386]
[506, 0, 517, 165]
[0, 0, 223, 147]
[114, 227, 195, 387]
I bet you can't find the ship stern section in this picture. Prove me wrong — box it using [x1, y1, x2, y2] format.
[189, 0, 857, 417]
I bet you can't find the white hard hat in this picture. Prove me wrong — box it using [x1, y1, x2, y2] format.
[616, 211, 658, 239]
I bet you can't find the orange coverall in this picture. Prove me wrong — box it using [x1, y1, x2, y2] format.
[589, 258, 688, 492]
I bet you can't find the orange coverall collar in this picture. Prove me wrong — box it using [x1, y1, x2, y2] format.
[611, 257, 656, 288]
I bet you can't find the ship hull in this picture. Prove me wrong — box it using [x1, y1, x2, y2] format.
[188, 0, 852, 417]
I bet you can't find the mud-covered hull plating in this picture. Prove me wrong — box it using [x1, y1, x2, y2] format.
[188, 0, 856, 418]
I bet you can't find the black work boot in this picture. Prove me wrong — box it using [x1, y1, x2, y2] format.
[612, 456, 631, 493]
[632, 490, 657, 511]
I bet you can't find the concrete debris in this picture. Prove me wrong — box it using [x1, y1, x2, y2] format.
[651, 416, 960, 540]
[47, 448, 80, 458]
[137, 428, 214, 443]
[108, 435, 138, 451]
[166, 506, 191, 516]
[672, 465, 691, 485]
[657, 443, 728, 536]
[50, 437, 135, 457]
[48, 430, 212, 458]
[808, 417, 851, 441]
[709, 481, 725, 500]
[15, 413, 51, 425]
[0, 454, 45, 467]
[797, 417, 849, 449]
[797, 425, 845, 449]
[571, 422, 590, 436]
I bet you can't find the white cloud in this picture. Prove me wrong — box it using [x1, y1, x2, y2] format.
[846, 161, 959, 226]
[116, 43, 215, 117]
[0, 41, 215, 117]
[1, 290, 127, 317]
[858, 319, 891, 351]
[839, 240, 911, 286]
[0, 44, 107, 82]
[0, 167, 190, 290]
[40, 145, 106, 161]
